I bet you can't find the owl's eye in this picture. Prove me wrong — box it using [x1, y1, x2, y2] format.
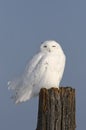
[44, 45, 47, 48]
[52, 45, 56, 47]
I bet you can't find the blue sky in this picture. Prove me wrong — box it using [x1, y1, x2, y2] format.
[0, 0, 86, 130]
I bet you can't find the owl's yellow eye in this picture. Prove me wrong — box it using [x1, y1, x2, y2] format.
[44, 45, 47, 48]
[52, 45, 56, 47]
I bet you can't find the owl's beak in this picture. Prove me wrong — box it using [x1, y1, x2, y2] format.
[48, 49, 51, 52]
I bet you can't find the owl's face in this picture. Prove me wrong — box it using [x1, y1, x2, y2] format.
[40, 40, 62, 53]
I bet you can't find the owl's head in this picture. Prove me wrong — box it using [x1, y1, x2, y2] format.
[40, 40, 62, 53]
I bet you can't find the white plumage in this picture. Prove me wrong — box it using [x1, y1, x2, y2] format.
[8, 40, 66, 104]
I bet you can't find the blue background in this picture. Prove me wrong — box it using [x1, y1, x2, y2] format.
[0, 0, 86, 130]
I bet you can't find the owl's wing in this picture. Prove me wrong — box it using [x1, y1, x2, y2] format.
[24, 54, 48, 86]
[8, 52, 45, 103]
[24, 52, 44, 76]
[15, 54, 48, 101]
[8, 52, 44, 89]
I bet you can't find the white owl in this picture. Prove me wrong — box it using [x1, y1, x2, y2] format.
[8, 40, 66, 104]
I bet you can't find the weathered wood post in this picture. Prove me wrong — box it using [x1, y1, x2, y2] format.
[36, 87, 76, 130]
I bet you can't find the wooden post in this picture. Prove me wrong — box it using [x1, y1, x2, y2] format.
[36, 87, 76, 130]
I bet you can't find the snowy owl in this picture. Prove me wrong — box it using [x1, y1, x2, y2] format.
[8, 40, 66, 104]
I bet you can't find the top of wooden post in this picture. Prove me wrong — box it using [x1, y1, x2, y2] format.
[36, 87, 76, 130]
